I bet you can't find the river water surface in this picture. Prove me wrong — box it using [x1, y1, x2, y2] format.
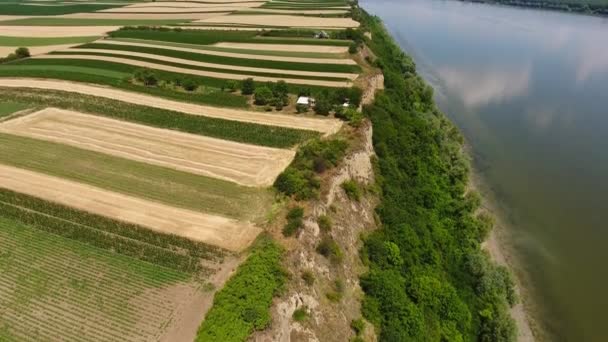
[360, 0, 608, 340]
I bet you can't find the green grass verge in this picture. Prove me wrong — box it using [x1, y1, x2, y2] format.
[0, 3, 121, 15]
[0, 215, 199, 341]
[74, 42, 360, 73]
[0, 18, 189, 26]
[112, 37, 344, 59]
[196, 235, 286, 342]
[49, 51, 353, 82]
[0, 87, 319, 148]
[0, 101, 29, 118]
[0, 188, 223, 274]
[0, 35, 99, 47]
[0, 132, 272, 221]
[109, 27, 352, 46]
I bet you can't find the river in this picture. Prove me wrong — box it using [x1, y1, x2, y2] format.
[360, 0, 608, 340]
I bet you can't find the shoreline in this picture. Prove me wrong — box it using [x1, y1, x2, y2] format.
[468, 152, 543, 341]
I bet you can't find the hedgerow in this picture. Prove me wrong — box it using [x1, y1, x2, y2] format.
[0, 88, 318, 148]
[196, 235, 286, 342]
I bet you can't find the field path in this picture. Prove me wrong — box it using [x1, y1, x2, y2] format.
[0, 108, 295, 186]
[0, 164, 261, 251]
[0, 78, 343, 134]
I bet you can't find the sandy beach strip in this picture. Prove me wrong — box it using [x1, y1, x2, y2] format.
[0, 164, 261, 251]
[0, 78, 344, 134]
[0, 107, 295, 186]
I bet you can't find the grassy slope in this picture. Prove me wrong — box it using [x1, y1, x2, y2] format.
[0, 88, 318, 148]
[0, 216, 195, 342]
[0, 35, 99, 46]
[0, 101, 29, 118]
[0, 133, 272, 220]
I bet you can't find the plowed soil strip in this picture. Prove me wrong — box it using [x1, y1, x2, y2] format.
[0, 78, 343, 134]
[61, 47, 359, 79]
[0, 164, 261, 251]
[0, 108, 295, 187]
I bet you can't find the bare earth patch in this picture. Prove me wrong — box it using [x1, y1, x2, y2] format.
[0, 26, 119, 37]
[0, 164, 261, 251]
[58, 47, 359, 79]
[194, 14, 360, 28]
[213, 42, 349, 54]
[104, 39, 356, 65]
[34, 54, 353, 87]
[0, 78, 343, 134]
[0, 107, 295, 187]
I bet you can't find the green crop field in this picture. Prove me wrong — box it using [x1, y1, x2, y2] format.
[0, 88, 319, 148]
[0, 18, 189, 26]
[0, 215, 206, 342]
[0, 101, 29, 119]
[109, 38, 345, 59]
[0, 36, 99, 47]
[0, 133, 273, 220]
[73, 42, 361, 73]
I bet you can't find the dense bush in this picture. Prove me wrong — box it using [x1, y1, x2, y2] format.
[317, 215, 332, 232]
[241, 77, 255, 95]
[254, 86, 273, 105]
[316, 237, 343, 263]
[196, 236, 286, 342]
[0, 47, 29, 63]
[133, 68, 158, 86]
[358, 11, 517, 342]
[282, 206, 304, 236]
[341, 180, 362, 201]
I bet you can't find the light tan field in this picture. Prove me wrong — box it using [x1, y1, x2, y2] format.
[0, 43, 77, 57]
[60, 47, 359, 79]
[99, 5, 263, 12]
[238, 8, 349, 14]
[125, 1, 265, 8]
[0, 108, 295, 186]
[0, 16, 29, 22]
[59, 12, 228, 20]
[104, 39, 356, 65]
[213, 42, 350, 54]
[195, 14, 360, 28]
[0, 26, 119, 37]
[0, 164, 261, 251]
[0, 78, 343, 134]
[34, 54, 354, 87]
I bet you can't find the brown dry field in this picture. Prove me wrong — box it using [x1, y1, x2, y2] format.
[239, 8, 349, 14]
[127, 1, 265, 7]
[34, 54, 354, 87]
[0, 78, 343, 134]
[60, 47, 359, 79]
[213, 42, 350, 54]
[0, 43, 77, 57]
[195, 14, 360, 28]
[58, 12, 229, 20]
[0, 25, 119, 37]
[103, 39, 356, 65]
[99, 5, 263, 12]
[0, 164, 261, 251]
[0, 108, 295, 186]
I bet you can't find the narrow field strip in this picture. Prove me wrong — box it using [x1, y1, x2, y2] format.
[195, 14, 359, 27]
[98, 6, 261, 12]
[104, 38, 355, 64]
[0, 132, 272, 221]
[0, 108, 295, 186]
[0, 164, 262, 251]
[0, 43, 78, 57]
[57, 47, 359, 79]
[0, 78, 344, 134]
[0, 25, 119, 37]
[57, 12, 230, 19]
[124, 1, 266, 8]
[34, 54, 353, 86]
[0, 35, 99, 46]
[213, 41, 349, 53]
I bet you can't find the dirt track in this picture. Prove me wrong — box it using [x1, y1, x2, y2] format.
[0, 108, 295, 186]
[0, 78, 343, 134]
[34, 54, 353, 87]
[213, 42, 349, 54]
[0, 26, 119, 37]
[0, 164, 261, 251]
[195, 14, 360, 28]
[105, 39, 356, 65]
[59, 47, 359, 79]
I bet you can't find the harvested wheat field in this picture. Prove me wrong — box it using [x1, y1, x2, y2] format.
[239, 8, 349, 14]
[59, 47, 359, 79]
[59, 12, 230, 20]
[0, 43, 77, 57]
[34, 54, 353, 87]
[213, 42, 350, 54]
[99, 5, 262, 13]
[0, 164, 261, 251]
[194, 14, 360, 28]
[124, 1, 266, 8]
[0, 108, 295, 186]
[104, 39, 356, 64]
[0, 78, 343, 134]
[0, 25, 119, 37]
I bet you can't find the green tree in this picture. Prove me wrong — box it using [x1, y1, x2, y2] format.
[254, 86, 274, 105]
[241, 77, 255, 95]
[14, 47, 30, 58]
[133, 68, 158, 86]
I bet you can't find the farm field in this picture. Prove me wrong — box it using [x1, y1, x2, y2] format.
[0, 101, 29, 119]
